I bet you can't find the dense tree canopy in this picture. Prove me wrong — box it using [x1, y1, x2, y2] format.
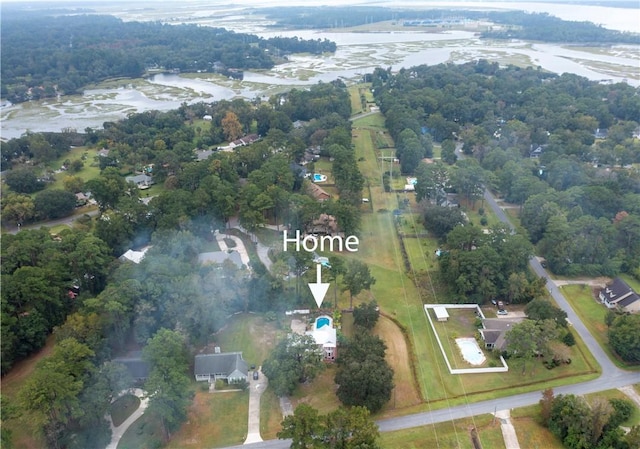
[278, 404, 380, 449]
[1, 12, 337, 103]
[335, 332, 394, 412]
[608, 314, 640, 363]
[262, 334, 325, 396]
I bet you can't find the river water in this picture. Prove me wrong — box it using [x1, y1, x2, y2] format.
[1, 1, 639, 140]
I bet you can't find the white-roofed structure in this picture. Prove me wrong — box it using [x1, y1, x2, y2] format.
[433, 306, 449, 321]
[119, 246, 151, 264]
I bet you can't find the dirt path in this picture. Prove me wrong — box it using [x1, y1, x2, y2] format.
[374, 315, 422, 410]
[1, 335, 55, 396]
[552, 278, 609, 287]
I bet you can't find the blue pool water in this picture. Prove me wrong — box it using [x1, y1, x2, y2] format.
[316, 317, 330, 328]
[313, 173, 327, 182]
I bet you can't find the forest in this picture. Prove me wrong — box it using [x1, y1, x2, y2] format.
[0, 12, 336, 103]
[1, 80, 365, 448]
[259, 6, 640, 44]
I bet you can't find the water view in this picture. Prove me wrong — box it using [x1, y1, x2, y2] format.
[1, 1, 638, 139]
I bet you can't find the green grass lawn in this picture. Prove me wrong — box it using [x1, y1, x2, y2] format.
[111, 394, 141, 427]
[560, 284, 640, 370]
[211, 313, 284, 368]
[259, 387, 282, 440]
[165, 390, 249, 449]
[380, 414, 505, 449]
[291, 365, 341, 414]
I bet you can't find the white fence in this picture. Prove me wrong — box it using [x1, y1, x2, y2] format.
[424, 304, 509, 374]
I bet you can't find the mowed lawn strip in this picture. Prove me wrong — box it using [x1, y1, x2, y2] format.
[374, 315, 422, 411]
[164, 390, 249, 449]
[259, 387, 282, 440]
[560, 284, 640, 370]
[379, 414, 505, 449]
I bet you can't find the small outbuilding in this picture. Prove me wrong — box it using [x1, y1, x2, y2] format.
[433, 306, 449, 322]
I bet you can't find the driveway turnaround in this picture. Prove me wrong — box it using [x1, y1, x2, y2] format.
[244, 368, 268, 444]
[106, 389, 149, 449]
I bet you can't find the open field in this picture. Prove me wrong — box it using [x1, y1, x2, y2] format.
[291, 365, 341, 414]
[561, 284, 640, 370]
[164, 390, 249, 449]
[45, 146, 101, 190]
[212, 313, 284, 367]
[374, 314, 423, 411]
[380, 414, 505, 449]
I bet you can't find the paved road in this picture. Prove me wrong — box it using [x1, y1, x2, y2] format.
[3, 207, 100, 234]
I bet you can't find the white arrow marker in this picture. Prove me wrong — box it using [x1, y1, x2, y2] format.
[308, 263, 330, 308]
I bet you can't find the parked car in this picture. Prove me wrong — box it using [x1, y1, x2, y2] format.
[497, 309, 508, 315]
[253, 371, 259, 380]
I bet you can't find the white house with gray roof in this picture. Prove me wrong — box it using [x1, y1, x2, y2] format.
[194, 352, 248, 383]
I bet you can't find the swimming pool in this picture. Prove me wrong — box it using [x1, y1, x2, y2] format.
[316, 317, 330, 328]
[313, 173, 327, 182]
[455, 338, 486, 366]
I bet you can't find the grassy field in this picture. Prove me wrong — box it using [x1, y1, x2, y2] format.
[291, 365, 341, 414]
[561, 284, 640, 370]
[380, 414, 505, 449]
[259, 387, 283, 440]
[212, 313, 285, 367]
[45, 146, 102, 190]
[164, 390, 250, 449]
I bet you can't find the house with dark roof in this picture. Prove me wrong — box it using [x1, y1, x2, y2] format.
[599, 277, 640, 313]
[479, 318, 524, 351]
[194, 352, 248, 383]
[125, 174, 154, 189]
[113, 351, 150, 382]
